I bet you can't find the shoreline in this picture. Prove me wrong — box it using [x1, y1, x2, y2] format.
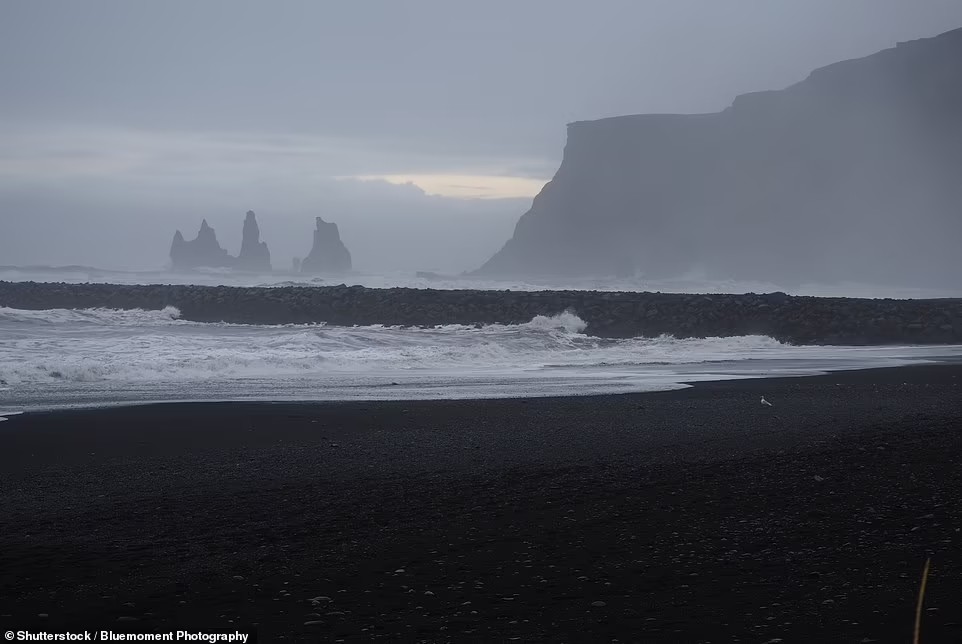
[2, 363, 962, 640]
[3, 357, 962, 417]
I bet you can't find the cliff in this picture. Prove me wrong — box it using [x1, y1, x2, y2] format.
[169, 220, 233, 270]
[301, 217, 352, 273]
[478, 27, 962, 286]
[236, 210, 271, 272]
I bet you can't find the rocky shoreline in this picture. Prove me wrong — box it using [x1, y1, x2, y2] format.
[2, 280, 962, 344]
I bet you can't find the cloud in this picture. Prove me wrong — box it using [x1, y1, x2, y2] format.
[0, 124, 553, 198]
[350, 174, 548, 199]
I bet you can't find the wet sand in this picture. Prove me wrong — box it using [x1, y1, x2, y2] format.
[1, 364, 961, 642]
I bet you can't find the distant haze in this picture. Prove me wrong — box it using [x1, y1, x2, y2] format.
[2, 1, 961, 272]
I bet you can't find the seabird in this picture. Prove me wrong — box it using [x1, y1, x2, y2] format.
[760, 396, 772, 407]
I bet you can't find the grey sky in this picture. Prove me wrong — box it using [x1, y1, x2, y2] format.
[1, 1, 961, 270]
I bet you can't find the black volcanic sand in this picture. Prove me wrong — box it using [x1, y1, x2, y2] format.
[1, 366, 962, 643]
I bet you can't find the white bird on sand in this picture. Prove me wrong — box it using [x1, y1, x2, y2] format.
[760, 396, 773, 407]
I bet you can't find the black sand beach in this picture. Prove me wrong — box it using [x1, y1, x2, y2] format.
[2, 364, 961, 642]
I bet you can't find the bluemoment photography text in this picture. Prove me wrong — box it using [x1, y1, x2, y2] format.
[5, 633, 252, 643]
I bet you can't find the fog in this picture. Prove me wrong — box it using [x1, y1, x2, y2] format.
[2, 1, 961, 275]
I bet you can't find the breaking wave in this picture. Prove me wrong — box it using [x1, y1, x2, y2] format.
[0, 307, 780, 385]
[1, 306, 958, 408]
[0, 305, 183, 326]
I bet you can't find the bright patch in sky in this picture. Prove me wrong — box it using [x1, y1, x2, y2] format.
[355, 174, 548, 199]
[0, 125, 554, 202]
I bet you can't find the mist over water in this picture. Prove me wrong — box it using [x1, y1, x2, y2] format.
[4, 265, 962, 300]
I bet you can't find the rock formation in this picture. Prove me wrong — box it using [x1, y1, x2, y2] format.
[477, 27, 962, 287]
[235, 210, 271, 272]
[169, 211, 275, 272]
[301, 217, 352, 273]
[169, 220, 233, 270]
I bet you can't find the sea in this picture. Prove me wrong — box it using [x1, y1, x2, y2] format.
[2, 266, 962, 415]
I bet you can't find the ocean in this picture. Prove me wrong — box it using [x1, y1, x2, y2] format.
[2, 284, 961, 413]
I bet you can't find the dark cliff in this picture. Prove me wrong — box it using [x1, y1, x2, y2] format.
[301, 217, 352, 273]
[478, 27, 962, 286]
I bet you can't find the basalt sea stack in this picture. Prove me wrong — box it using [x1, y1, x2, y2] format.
[169, 220, 233, 270]
[169, 211, 273, 272]
[301, 217, 352, 273]
[235, 210, 272, 272]
[477, 27, 962, 287]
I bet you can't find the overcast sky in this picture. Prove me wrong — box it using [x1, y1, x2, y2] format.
[2, 1, 961, 270]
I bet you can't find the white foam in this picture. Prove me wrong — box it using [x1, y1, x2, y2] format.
[0, 305, 182, 326]
[2, 306, 961, 410]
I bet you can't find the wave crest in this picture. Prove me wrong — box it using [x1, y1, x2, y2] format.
[0, 306, 183, 326]
[523, 311, 588, 334]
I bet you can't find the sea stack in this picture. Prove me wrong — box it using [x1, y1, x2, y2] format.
[235, 210, 272, 272]
[301, 217, 352, 273]
[169, 219, 233, 270]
